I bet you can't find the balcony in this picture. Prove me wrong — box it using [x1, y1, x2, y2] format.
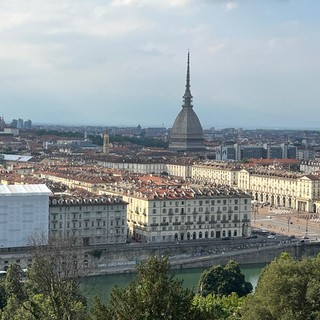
[160, 222, 169, 226]
[242, 219, 250, 223]
[150, 223, 159, 227]
[185, 222, 193, 225]
[173, 222, 181, 226]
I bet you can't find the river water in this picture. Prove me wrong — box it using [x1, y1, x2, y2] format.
[81, 263, 266, 305]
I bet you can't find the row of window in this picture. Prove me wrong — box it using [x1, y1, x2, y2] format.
[151, 199, 246, 207]
[152, 205, 242, 214]
[151, 213, 248, 225]
[51, 219, 126, 229]
[51, 213, 124, 221]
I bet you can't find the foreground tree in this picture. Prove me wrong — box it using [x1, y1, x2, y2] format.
[242, 252, 320, 320]
[197, 260, 253, 297]
[92, 256, 194, 320]
[0, 236, 87, 320]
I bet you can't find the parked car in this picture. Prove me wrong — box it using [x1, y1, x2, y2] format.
[267, 235, 275, 239]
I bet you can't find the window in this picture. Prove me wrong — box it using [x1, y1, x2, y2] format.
[222, 206, 227, 211]
[211, 200, 215, 205]
[153, 209, 157, 214]
[223, 200, 227, 205]
[163, 209, 167, 213]
[211, 207, 215, 212]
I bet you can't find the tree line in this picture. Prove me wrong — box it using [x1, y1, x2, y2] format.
[1, 245, 320, 319]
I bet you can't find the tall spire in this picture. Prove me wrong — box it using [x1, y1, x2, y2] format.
[182, 50, 193, 108]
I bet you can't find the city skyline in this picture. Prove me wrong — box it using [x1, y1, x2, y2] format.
[1, 0, 320, 129]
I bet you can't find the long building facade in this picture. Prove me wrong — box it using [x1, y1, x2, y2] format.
[105, 186, 251, 243]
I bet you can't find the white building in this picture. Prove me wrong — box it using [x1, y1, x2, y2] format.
[105, 185, 251, 243]
[0, 184, 51, 248]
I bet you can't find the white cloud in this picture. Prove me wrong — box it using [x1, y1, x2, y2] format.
[111, 0, 190, 7]
[225, 1, 238, 11]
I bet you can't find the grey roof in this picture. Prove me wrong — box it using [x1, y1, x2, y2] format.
[0, 184, 52, 196]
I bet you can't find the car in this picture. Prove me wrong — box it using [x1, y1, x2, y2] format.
[289, 235, 295, 239]
[250, 234, 258, 238]
[222, 236, 231, 240]
[302, 235, 309, 239]
[267, 235, 275, 239]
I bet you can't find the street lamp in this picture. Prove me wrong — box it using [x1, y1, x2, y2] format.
[287, 216, 291, 233]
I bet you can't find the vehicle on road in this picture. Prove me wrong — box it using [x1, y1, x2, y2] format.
[267, 235, 275, 239]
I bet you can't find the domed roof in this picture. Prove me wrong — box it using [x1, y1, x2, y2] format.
[171, 107, 203, 137]
[169, 52, 205, 152]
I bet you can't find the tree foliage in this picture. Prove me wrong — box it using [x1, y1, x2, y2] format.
[0, 237, 87, 320]
[192, 292, 245, 320]
[93, 256, 194, 320]
[241, 252, 320, 320]
[198, 260, 253, 297]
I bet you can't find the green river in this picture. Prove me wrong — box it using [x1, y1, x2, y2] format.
[81, 263, 266, 305]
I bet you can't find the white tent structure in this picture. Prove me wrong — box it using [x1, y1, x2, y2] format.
[0, 184, 51, 248]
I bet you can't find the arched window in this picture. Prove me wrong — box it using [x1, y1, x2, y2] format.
[205, 231, 208, 238]
[199, 232, 203, 239]
[211, 231, 214, 238]
[193, 232, 196, 240]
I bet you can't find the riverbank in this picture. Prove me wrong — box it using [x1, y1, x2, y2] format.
[87, 238, 320, 276]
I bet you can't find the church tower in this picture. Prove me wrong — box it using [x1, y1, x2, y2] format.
[169, 52, 205, 152]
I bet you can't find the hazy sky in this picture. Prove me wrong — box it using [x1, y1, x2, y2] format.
[1, 0, 320, 129]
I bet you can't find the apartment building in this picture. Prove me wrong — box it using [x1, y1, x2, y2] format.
[238, 168, 320, 212]
[106, 185, 251, 243]
[192, 162, 239, 186]
[49, 195, 128, 245]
